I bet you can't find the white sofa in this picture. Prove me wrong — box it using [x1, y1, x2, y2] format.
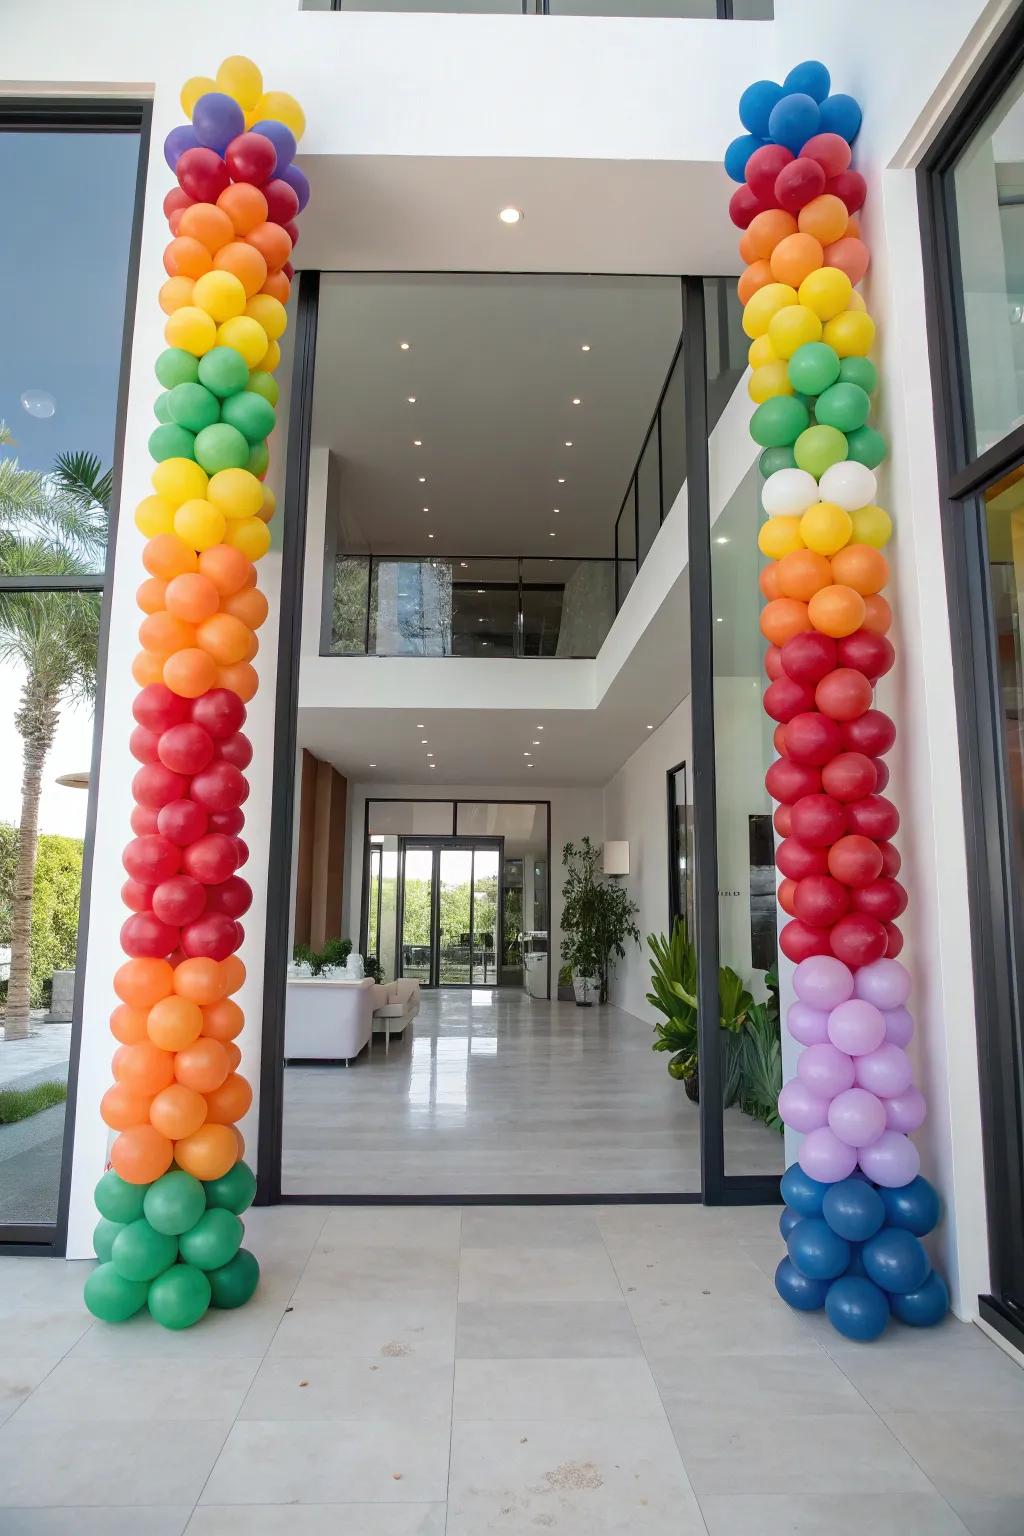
[284, 977, 375, 1064]
[370, 977, 421, 1051]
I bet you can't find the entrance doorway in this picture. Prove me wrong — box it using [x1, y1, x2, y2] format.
[398, 839, 502, 987]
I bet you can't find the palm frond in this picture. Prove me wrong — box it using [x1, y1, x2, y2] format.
[53, 451, 113, 514]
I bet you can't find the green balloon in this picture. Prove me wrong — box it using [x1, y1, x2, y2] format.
[794, 423, 848, 478]
[758, 446, 797, 477]
[198, 345, 249, 399]
[155, 347, 199, 390]
[203, 1159, 257, 1215]
[839, 355, 878, 395]
[815, 381, 871, 434]
[845, 424, 887, 469]
[247, 439, 269, 478]
[94, 1170, 148, 1225]
[149, 424, 196, 463]
[179, 1207, 243, 1271]
[93, 1218, 125, 1264]
[247, 370, 279, 407]
[111, 1218, 178, 1283]
[208, 1247, 260, 1309]
[194, 422, 250, 474]
[168, 381, 221, 434]
[787, 341, 840, 398]
[750, 395, 810, 449]
[221, 391, 276, 444]
[148, 1263, 211, 1330]
[84, 1262, 149, 1323]
[144, 1170, 207, 1237]
[154, 391, 174, 425]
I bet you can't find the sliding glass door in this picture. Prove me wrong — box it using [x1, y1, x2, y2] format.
[398, 839, 503, 987]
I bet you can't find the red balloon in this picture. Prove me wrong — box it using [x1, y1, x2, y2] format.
[790, 793, 847, 847]
[121, 878, 154, 913]
[180, 911, 241, 961]
[765, 757, 822, 804]
[152, 874, 207, 926]
[181, 833, 239, 885]
[765, 645, 784, 680]
[158, 722, 215, 776]
[800, 132, 852, 178]
[821, 751, 876, 802]
[225, 131, 276, 185]
[191, 761, 248, 813]
[131, 805, 161, 836]
[828, 169, 867, 213]
[845, 795, 900, 841]
[283, 260, 294, 280]
[122, 834, 181, 884]
[746, 142, 794, 201]
[794, 874, 850, 928]
[205, 875, 252, 917]
[157, 798, 209, 847]
[729, 184, 764, 229]
[878, 840, 901, 877]
[885, 922, 904, 958]
[814, 667, 873, 722]
[780, 918, 833, 963]
[773, 804, 793, 837]
[773, 723, 789, 757]
[827, 834, 883, 888]
[842, 709, 896, 756]
[775, 156, 827, 215]
[218, 732, 253, 770]
[785, 711, 843, 766]
[263, 177, 299, 224]
[851, 877, 908, 922]
[873, 758, 890, 792]
[778, 876, 799, 917]
[232, 836, 250, 868]
[133, 763, 190, 810]
[120, 911, 179, 959]
[283, 220, 300, 250]
[836, 630, 895, 681]
[177, 146, 230, 202]
[764, 677, 817, 724]
[163, 186, 194, 221]
[134, 683, 190, 733]
[776, 837, 830, 881]
[191, 688, 246, 741]
[830, 912, 887, 968]
[781, 631, 837, 687]
[208, 807, 245, 835]
[130, 725, 161, 764]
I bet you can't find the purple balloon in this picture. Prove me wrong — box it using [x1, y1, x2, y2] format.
[794, 955, 854, 1011]
[855, 1042, 914, 1099]
[788, 1001, 830, 1046]
[828, 1086, 887, 1148]
[798, 1042, 856, 1098]
[883, 1006, 914, 1047]
[800, 1125, 859, 1183]
[858, 1129, 921, 1187]
[853, 957, 911, 1011]
[828, 998, 886, 1057]
[280, 162, 310, 213]
[251, 118, 296, 173]
[885, 1087, 927, 1133]
[192, 92, 246, 155]
[164, 123, 199, 171]
[778, 1078, 830, 1133]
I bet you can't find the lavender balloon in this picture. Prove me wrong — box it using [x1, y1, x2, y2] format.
[800, 1125, 859, 1183]
[251, 118, 296, 172]
[859, 1129, 921, 1187]
[884, 1087, 927, 1133]
[855, 1042, 913, 1099]
[164, 123, 199, 171]
[779, 1078, 830, 1133]
[192, 92, 245, 155]
[828, 999, 886, 1056]
[883, 1006, 914, 1047]
[854, 958, 911, 1011]
[828, 1086, 887, 1148]
[787, 1001, 830, 1046]
[798, 1042, 856, 1098]
[794, 955, 854, 1011]
[280, 162, 310, 212]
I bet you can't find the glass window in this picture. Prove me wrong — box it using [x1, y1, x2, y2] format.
[367, 800, 455, 835]
[520, 558, 614, 656]
[547, 2, 717, 13]
[329, 555, 370, 654]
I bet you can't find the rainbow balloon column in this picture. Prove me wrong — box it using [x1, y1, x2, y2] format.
[84, 57, 309, 1331]
[725, 61, 949, 1340]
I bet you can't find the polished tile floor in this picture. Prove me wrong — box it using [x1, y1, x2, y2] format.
[1, 1203, 1022, 1533]
[282, 987, 783, 1196]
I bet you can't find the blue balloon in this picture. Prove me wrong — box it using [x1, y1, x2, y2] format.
[863, 1227, 931, 1294]
[192, 93, 246, 156]
[164, 124, 199, 172]
[819, 93, 863, 144]
[826, 1275, 889, 1340]
[822, 1179, 886, 1243]
[783, 60, 831, 104]
[890, 1270, 950, 1327]
[780, 1162, 829, 1218]
[724, 134, 765, 184]
[779, 1205, 802, 1241]
[788, 1217, 851, 1281]
[251, 119, 297, 174]
[879, 1175, 941, 1237]
[845, 1243, 868, 1278]
[767, 93, 820, 155]
[281, 163, 310, 214]
[775, 1256, 829, 1312]
[739, 80, 783, 138]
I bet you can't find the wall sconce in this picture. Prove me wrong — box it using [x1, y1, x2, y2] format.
[602, 841, 629, 877]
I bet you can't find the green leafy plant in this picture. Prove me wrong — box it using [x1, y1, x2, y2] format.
[647, 918, 753, 1102]
[737, 994, 784, 1133]
[292, 937, 353, 977]
[560, 837, 640, 1003]
[365, 953, 384, 984]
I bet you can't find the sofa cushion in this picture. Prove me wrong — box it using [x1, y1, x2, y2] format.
[389, 978, 418, 1005]
[374, 1001, 413, 1018]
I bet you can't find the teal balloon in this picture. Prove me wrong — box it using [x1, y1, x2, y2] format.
[94, 1169, 147, 1225]
[247, 370, 279, 407]
[247, 440, 269, 477]
[787, 341, 840, 398]
[759, 446, 797, 477]
[144, 1170, 207, 1237]
[750, 395, 810, 449]
[815, 382, 871, 434]
[148, 424, 196, 463]
[84, 1262, 149, 1323]
[794, 423, 848, 478]
[93, 1217, 125, 1264]
[203, 1159, 257, 1215]
[209, 1246, 260, 1309]
[147, 1263, 211, 1330]
[179, 1207, 243, 1271]
[194, 422, 250, 474]
[168, 381, 221, 434]
[845, 424, 887, 469]
[221, 391, 276, 444]
[155, 347, 199, 390]
[839, 356, 878, 395]
[198, 345, 249, 399]
[154, 391, 174, 424]
[111, 1218, 178, 1283]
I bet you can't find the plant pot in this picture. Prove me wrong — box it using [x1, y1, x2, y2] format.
[572, 974, 597, 1007]
[683, 1073, 700, 1103]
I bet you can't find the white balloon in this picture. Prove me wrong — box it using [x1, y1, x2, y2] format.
[20, 389, 56, 420]
[760, 467, 819, 518]
[818, 460, 877, 512]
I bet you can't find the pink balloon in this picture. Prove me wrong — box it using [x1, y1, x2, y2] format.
[793, 955, 854, 1011]
[797, 1042, 856, 1098]
[854, 1042, 914, 1098]
[827, 998, 886, 1056]
[828, 1086, 887, 1148]
[885, 1087, 927, 1133]
[853, 957, 911, 1011]
[778, 1078, 830, 1133]
[799, 1125, 859, 1183]
[858, 1129, 921, 1187]
[883, 1006, 914, 1047]
[787, 1001, 830, 1045]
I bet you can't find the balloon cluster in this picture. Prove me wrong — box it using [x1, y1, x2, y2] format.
[84, 56, 308, 1331]
[725, 60, 948, 1339]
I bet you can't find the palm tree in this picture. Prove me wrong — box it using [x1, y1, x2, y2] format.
[0, 426, 108, 1040]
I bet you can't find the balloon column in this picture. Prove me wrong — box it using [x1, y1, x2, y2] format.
[725, 62, 949, 1340]
[84, 57, 309, 1331]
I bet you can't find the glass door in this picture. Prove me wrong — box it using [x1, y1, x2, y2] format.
[399, 845, 435, 983]
[471, 847, 499, 984]
[398, 839, 503, 987]
[438, 846, 474, 985]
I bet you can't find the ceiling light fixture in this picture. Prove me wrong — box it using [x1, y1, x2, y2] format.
[418, 476, 426, 483]
[537, 725, 544, 730]
[523, 751, 530, 757]
[646, 724, 654, 730]
[715, 535, 730, 545]
[533, 740, 540, 745]
[553, 507, 560, 514]
[369, 762, 376, 767]
[581, 344, 591, 352]
[572, 398, 581, 406]
[428, 533, 435, 539]
[549, 531, 556, 538]
[400, 342, 410, 351]
[416, 722, 424, 727]
[557, 477, 565, 484]
[430, 762, 437, 766]
[407, 396, 416, 404]
[423, 507, 429, 513]
[499, 206, 523, 224]
[421, 738, 428, 743]
[460, 561, 468, 568]
[564, 441, 573, 448]
[414, 439, 422, 446]
[716, 616, 724, 623]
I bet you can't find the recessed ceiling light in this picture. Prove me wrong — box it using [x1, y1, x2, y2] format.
[716, 616, 724, 623]
[477, 588, 485, 593]
[421, 738, 428, 743]
[533, 740, 540, 745]
[527, 762, 534, 768]
[549, 531, 556, 538]
[478, 618, 484, 623]
[400, 342, 410, 351]
[407, 396, 416, 404]
[715, 535, 730, 545]
[537, 725, 544, 730]
[416, 722, 424, 727]
[482, 641, 488, 647]
[369, 762, 376, 767]
[423, 507, 429, 513]
[557, 477, 565, 484]
[572, 398, 581, 406]
[553, 508, 560, 514]
[564, 441, 573, 448]
[428, 532, 434, 539]
[418, 476, 426, 483]
[646, 724, 654, 730]
[523, 751, 531, 756]
[414, 439, 422, 446]
[581, 344, 591, 352]
[499, 206, 523, 224]
[430, 762, 437, 767]
[427, 752, 434, 757]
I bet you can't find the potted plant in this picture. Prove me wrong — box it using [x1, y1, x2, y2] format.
[292, 937, 353, 978]
[647, 917, 753, 1101]
[559, 837, 640, 1005]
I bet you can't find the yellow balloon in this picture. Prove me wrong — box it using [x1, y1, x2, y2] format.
[135, 495, 175, 538]
[192, 270, 247, 324]
[244, 109, 260, 132]
[207, 468, 264, 521]
[216, 55, 264, 112]
[800, 500, 854, 557]
[159, 276, 195, 316]
[180, 75, 217, 119]
[217, 316, 269, 369]
[823, 308, 876, 358]
[255, 90, 306, 141]
[748, 334, 777, 369]
[258, 485, 276, 524]
[798, 265, 853, 322]
[748, 361, 793, 404]
[173, 498, 227, 552]
[225, 516, 272, 561]
[847, 290, 867, 313]
[849, 503, 893, 548]
[758, 516, 805, 560]
[258, 338, 282, 374]
[165, 306, 217, 357]
[742, 282, 798, 340]
[152, 458, 209, 508]
[768, 303, 823, 361]
[245, 294, 287, 342]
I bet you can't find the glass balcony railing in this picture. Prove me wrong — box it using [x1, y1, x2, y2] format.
[323, 2, 773, 15]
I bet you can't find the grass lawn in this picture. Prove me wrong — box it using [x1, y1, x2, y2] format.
[0, 1080, 68, 1124]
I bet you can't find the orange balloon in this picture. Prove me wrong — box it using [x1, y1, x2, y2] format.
[218, 661, 259, 702]
[204, 1071, 253, 1125]
[830, 544, 889, 596]
[178, 201, 234, 254]
[202, 996, 245, 1042]
[240, 564, 258, 591]
[196, 612, 253, 665]
[163, 647, 219, 699]
[807, 583, 867, 639]
[797, 194, 849, 246]
[737, 260, 773, 306]
[198, 544, 253, 596]
[770, 232, 824, 289]
[220, 955, 247, 997]
[139, 611, 197, 656]
[223, 1041, 242, 1073]
[260, 269, 291, 304]
[760, 596, 812, 648]
[222, 586, 269, 629]
[845, 214, 861, 239]
[246, 221, 291, 272]
[148, 994, 204, 1051]
[136, 577, 168, 616]
[114, 1039, 176, 1096]
[214, 240, 268, 298]
[233, 1126, 246, 1160]
[241, 630, 259, 663]
[150, 1082, 208, 1141]
[759, 562, 782, 601]
[175, 956, 228, 1006]
[110, 1003, 150, 1045]
[132, 651, 165, 688]
[217, 182, 269, 236]
[174, 1121, 238, 1181]
[862, 592, 893, 635]
[159, 276, 195, 315]
[165, 571, 221, 624]
[101, 1082, 153, 1131]
[174, 1036, 231, 1093]
[163, 235, 212, 281]
[111, 1124, 174, 1185]
[775, 548, 833, 602]
[144, 534, 199, 582]
[115, 957, 174, 1009]
[823, 236, 870, 286]
[743, 208, 798, 262]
